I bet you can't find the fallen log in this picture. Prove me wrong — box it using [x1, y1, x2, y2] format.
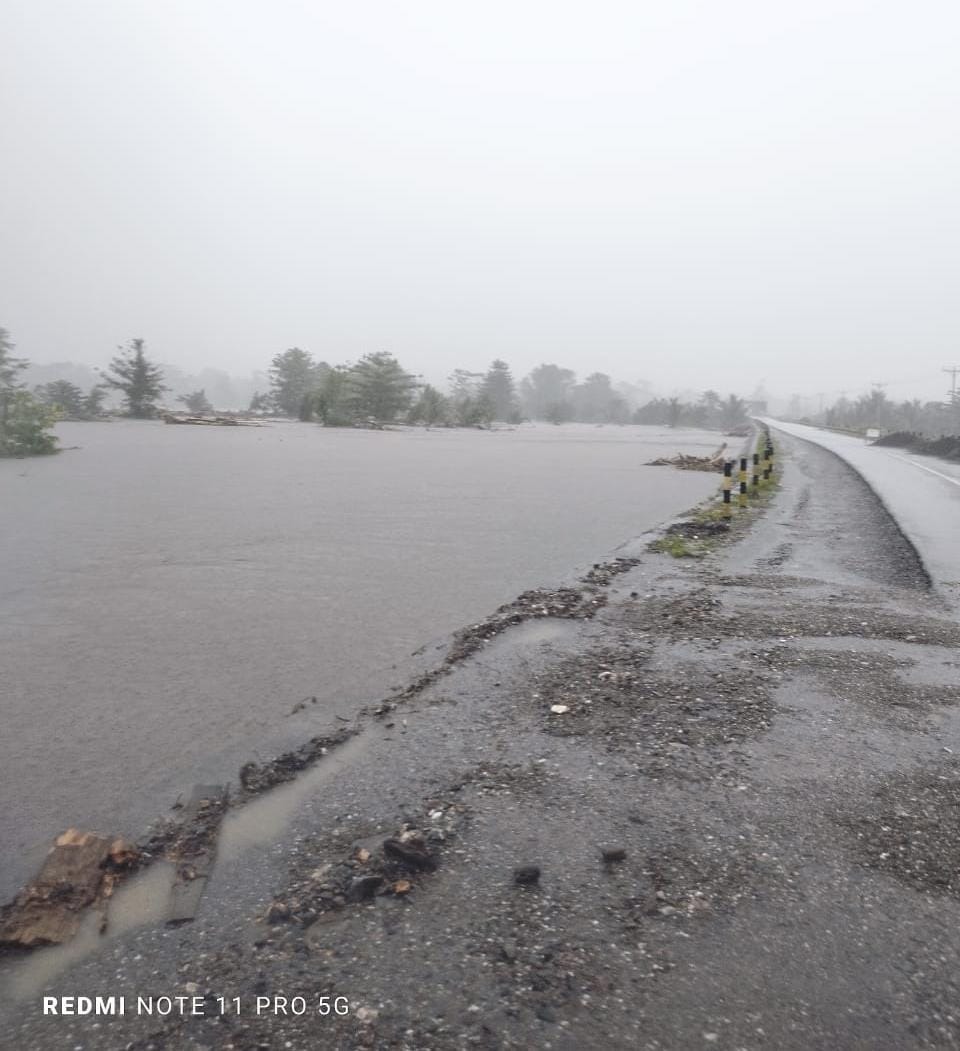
[0, 830, 139, 948]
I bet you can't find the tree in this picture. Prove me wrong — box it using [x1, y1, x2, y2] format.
[447, 369, 486, 426]
[268, 348, 325, 417]
[35, 380, 108, 419]
[313, 366, 355, 426]
[177, 389, 214, 415]
[480, 359, 518, 421]
[348, 352, 416, 423]
[448, 369, 483, 401]
[519, 364, 576, 419]
[35, 380, 85, 418]
[720, 394, 748, 430]
[0, 326, 26, 391]
[571, 372, 627, 423]
[248, 391, 272, 413]
[1, 327, 58, 455]
[408, 384, 449, 426]
[545, 400, 573, 424]
[699, 390, 722, 425]
[82, 385, 108, 418]
[102, 338, 167, 418]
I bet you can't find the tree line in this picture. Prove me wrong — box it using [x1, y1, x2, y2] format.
[261, 349, 753, 429]
[812, 388, 960, 437]
[2, 325, 757, 456]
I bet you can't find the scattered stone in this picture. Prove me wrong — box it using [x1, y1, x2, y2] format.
[349, 875, 383, 902]
[513, 865, 541, 885]
[601, 847, 627, 863]
[383, 837, 437, 872]
[265, 901, 290, 924]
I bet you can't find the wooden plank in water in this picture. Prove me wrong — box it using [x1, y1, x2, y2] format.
[166, 784, 228, 926]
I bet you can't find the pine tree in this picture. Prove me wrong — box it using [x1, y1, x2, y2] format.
[480, 359, 518, 421]
[35, 380, 86, 418]
[102, 338, 167, 418]
[348, 352, 416, 423]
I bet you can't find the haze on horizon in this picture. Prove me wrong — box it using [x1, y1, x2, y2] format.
[2, 0, 958, 404]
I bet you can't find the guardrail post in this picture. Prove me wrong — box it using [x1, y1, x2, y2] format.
[722, 460, 733, 517]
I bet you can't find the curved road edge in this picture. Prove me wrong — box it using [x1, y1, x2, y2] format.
[763, 417, 960, 604]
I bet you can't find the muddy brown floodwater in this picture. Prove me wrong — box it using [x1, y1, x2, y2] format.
[0, 420, 723, 900]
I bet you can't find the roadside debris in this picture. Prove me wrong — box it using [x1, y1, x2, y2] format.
[167, 784, 228, 926]
[238, 728, 356, 794]
[161, 412, 263, 426]
[646, 442, 728, 472]
[0, 829, 141, 948]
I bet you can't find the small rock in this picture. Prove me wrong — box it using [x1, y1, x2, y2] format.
[601, 847, 627, 863]
[514, 865, 541, 885]
[549, 704, 570, 714]
[265, 902, 290, 924]
[537, 1005, 559, 1023]
[393, 879, 412, 895]
[349, 875, 383, 902]
[383, 837, 437, 871]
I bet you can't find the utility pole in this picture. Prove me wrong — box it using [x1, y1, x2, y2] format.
[944, 365, 960, 405]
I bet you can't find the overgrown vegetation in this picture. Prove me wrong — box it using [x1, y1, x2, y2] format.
[0, 327, 59, 456]
[795, 387, 960, 439]
[872, 431, 960, 462]
[33, 380, 106, 420]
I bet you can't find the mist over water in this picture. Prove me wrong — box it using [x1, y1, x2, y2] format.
[0, 420, 722, 899]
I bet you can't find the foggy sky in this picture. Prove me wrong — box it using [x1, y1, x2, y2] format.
[2, 0, 958, 402]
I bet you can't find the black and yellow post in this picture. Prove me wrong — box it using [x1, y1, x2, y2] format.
[766, 443, 775, 482]
[721, 460, 733, 517]
[738, 457, 748, 508]
[752, 452, 760, 489]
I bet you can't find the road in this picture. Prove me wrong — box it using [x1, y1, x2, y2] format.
[764, 418, 960, 604]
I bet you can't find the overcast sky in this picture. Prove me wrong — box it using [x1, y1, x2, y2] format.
[2, 0, 958, 401]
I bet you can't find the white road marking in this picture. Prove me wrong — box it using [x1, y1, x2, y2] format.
[885, 453, 960, 489]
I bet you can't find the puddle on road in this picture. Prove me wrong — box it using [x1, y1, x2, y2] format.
[0, 731, 373, 1006]
[218, 730, 371, 861]
[0, 615, 569, 1005]
[0, 862, 174, 1005]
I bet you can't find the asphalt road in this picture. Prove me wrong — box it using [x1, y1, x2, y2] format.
[764, 418, 960, 605]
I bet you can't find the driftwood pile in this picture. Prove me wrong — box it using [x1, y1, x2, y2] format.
[162, 413, 262, 427]
[646, 442, 728, 472]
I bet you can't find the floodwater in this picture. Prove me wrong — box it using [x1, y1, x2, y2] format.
[0, 420, 722, 899]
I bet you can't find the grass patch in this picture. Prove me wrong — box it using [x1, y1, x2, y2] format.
[649, 534, 708, 559]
